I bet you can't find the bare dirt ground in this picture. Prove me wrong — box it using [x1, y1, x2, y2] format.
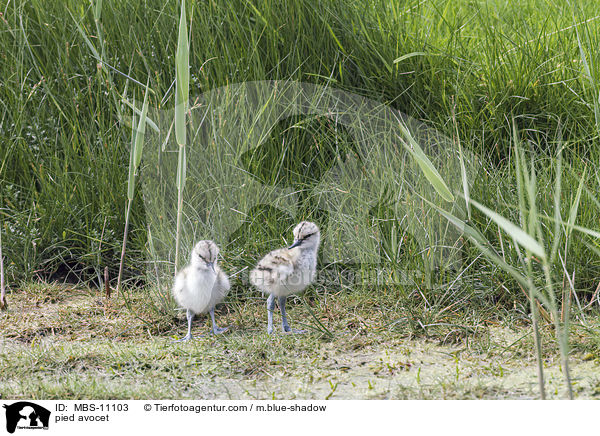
[1, 284, 599, 399]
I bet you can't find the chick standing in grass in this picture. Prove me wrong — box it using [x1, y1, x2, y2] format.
[250, 221, 320, 334]
[172, 240, 230, 341]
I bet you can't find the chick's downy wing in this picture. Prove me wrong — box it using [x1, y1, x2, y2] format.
[257, 248, 298, 283]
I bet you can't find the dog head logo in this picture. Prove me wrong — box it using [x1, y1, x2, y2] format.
[3, 402, 50, 433]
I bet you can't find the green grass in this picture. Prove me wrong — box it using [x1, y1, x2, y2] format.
[1, 0, 599, 284]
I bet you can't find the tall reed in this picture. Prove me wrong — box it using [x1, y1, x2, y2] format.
[174, 0, 190, 275]
[435, 121, 584, 399]
[116, 84, 151, 296]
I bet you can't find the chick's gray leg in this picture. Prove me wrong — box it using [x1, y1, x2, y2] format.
[267, 294, 276, 335]
[210, 307, 228, 334]
[279, 296, 306, 334]
[174, 309, 194, 342]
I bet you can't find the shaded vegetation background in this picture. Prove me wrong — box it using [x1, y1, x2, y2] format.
[1, 0, 599, 313]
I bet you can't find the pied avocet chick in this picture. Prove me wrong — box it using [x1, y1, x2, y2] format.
[172, 240, 230, 341]
[250, 221, 320, 334]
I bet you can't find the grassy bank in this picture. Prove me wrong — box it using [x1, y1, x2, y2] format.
[1, 0, 600, 399]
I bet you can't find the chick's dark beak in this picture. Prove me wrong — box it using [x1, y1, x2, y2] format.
[207, 262, 215, 272]
[288, 240, 301, 249]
